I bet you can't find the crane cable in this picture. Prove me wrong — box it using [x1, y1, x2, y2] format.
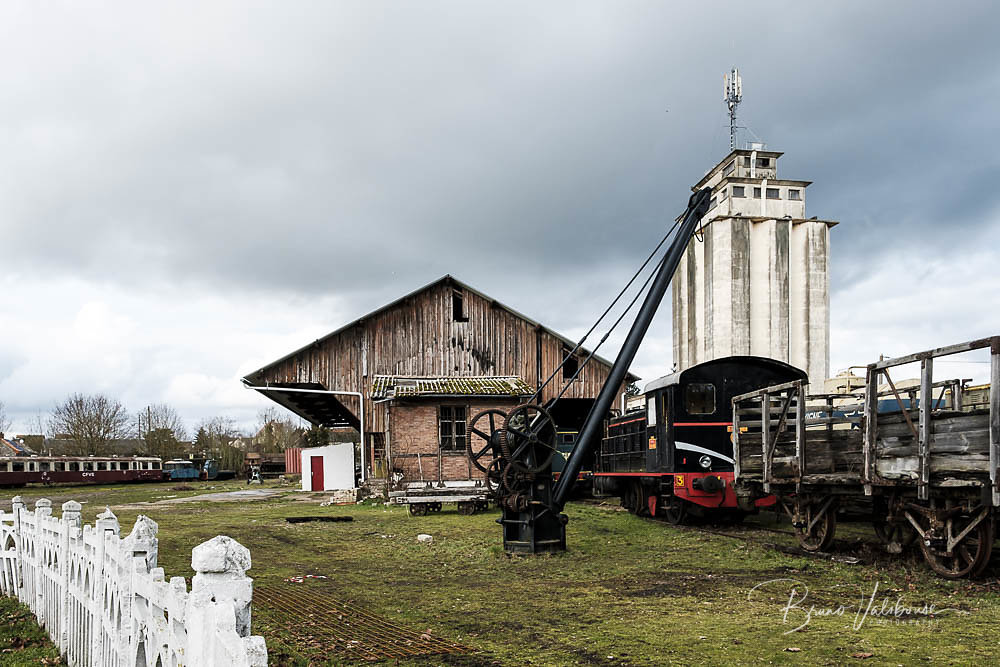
[528, 215, 685, 408]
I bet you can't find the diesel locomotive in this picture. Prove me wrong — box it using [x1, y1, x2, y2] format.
[595, 356, 806, 523]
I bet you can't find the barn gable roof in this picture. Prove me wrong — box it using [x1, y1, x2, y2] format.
[245, 275, 638, 383]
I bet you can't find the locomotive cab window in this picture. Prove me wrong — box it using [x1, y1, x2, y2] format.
[684, 383, 716, 415]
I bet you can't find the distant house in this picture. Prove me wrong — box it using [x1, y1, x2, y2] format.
[0, 437, 34, 457]
[244, 275, 637, 482]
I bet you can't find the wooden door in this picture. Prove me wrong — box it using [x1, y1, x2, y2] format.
[310, 456, 324, 491]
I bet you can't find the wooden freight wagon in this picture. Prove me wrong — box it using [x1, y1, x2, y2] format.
[732, 336, 999, 579]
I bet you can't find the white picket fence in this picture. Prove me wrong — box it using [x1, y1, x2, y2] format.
[0, 496, 267, 666]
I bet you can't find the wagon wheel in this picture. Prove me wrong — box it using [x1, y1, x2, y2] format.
[662, 496, 687, 525]
[915, 508, 994, 579]
[408, 503, 428, 517]
[467, 409, 508, 474]
[457, 501, 477, 516]
[872, 498, 915, 553]
[502, 404, 557, 473]
[794, 496, 837, 552]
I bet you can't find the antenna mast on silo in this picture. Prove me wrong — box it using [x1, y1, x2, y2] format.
[724, 67, 742, 151]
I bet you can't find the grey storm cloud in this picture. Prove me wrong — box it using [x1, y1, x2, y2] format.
[2, 1, 1000, 432]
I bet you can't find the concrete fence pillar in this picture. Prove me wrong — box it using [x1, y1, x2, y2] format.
[187, 536, 266, 666]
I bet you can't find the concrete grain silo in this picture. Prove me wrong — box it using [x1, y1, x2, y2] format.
[671, 146, 835, 384]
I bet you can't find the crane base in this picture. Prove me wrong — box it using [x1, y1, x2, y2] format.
[500, 507, 567, 554]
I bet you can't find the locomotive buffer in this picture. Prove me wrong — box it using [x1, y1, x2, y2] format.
[467, 188, 712, 553]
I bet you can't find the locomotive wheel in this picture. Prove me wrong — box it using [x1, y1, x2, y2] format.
[795, 497, 837, 552]
[662, 496, 687, 525]
[915, 508, 994, 579]
[502, 404, 558, 473]
[467, 409, 508, 474]
[631, 481, 651, 517]
[408, 503, 428, 517]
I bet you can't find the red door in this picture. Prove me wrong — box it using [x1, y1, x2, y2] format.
[310, 456, 324, 491]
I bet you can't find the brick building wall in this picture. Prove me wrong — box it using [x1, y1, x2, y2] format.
[387, 398, 524, 482]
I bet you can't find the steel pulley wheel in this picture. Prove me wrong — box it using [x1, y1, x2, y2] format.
[503, 462, 532, 493]
[502, 403, 558, 473]
[915, 508, 994, 579]
[467, 409, 508, 474]
[484, 458, 504, 496]
[795, 497, 837, 552]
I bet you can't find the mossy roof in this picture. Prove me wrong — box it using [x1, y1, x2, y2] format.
[370, 375, 534, 400]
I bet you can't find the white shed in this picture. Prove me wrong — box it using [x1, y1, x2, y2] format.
[300, 443, 354, 492]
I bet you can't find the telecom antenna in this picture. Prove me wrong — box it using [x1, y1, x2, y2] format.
[724, 67, 742, 151]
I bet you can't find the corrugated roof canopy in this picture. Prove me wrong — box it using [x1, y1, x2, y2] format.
[371, 375, 533, 400]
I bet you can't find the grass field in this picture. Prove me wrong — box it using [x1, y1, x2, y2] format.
[2, 481, 1000, 665]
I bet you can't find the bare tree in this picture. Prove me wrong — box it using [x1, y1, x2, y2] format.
[138, 404, 189, 459]
[49, 393, 132, 456]
[254, 407, 303, 453]
[140, 404, 189, 441]
[194, 416, 244, 473]
[0, 401, 10, 437]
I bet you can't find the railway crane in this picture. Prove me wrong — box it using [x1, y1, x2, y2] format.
[466, 187, 712, 553]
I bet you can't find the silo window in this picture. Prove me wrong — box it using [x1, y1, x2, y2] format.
[684, 383, 716, 415]
[788, 189, 801, 201]
[755, 157, 771, 168]
[452, 289, 468, 322]
[722, 161, 735, 177]
[753, 187, 761, 198]
[733, 186, 745, 198]
[766, 188, 780, 199]
[562, 345, 579, 380]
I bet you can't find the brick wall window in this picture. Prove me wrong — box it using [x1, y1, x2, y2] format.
[439, 406, 467, 451]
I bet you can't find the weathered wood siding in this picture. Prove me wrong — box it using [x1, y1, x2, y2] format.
[252, 280, 628, 436]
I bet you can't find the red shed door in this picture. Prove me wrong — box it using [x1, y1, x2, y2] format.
[310, 456, 324, 491]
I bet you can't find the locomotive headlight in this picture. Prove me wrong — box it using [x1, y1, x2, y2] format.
[698, 455, 712, 469]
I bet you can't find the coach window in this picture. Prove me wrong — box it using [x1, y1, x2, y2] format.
[68, 462, 78, 472]
[685, 383, 716, 415]
[84, 462, 93, 471]
[28, 462, 35, 472]
[153, 461, 161, 470]
[54, 462, 64, 472]
[39, 462, 49, 472]
[12, 462, 23, 473]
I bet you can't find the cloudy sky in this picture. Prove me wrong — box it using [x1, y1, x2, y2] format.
[3, 1, 999, 436]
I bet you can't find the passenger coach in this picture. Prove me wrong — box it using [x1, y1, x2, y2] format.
[595, 356, 807, 523]
[0, 456, 163, 487]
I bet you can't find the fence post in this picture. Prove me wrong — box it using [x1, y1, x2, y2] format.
[92, 508, 120, 665]
[34, 499, 51, 620]
[119, 516, 158, 665]
[60, 501, 80, 653]
[11, 497, 23, 592]
[187, 536, 267, 666]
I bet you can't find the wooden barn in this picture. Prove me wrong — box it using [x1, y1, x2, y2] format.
[242, 275, 637, 483]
